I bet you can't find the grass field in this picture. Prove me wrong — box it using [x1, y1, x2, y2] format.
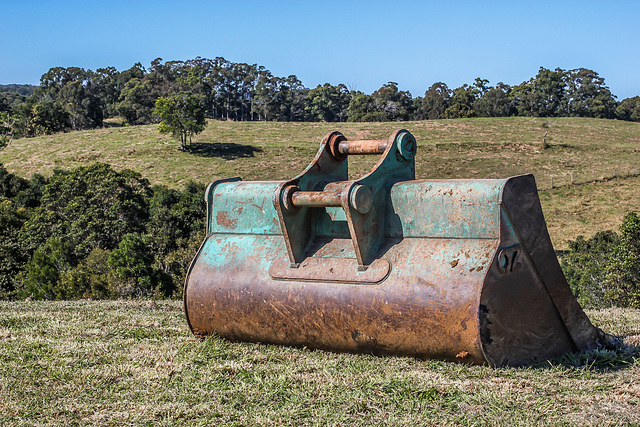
[2, 117, 640, 249]
[1, 299, 640, 426]
[2, 118, 640, 425]
[3, 117, 640, 187]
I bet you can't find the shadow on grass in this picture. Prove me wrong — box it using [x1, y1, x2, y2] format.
[102, 120, 124, 128]
[185, 142, 263, 160]
[536, 339, 640, 372]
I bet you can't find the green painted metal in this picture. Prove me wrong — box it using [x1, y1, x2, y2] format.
[184, 129, 614, 366]
[207, 180, 281, 235]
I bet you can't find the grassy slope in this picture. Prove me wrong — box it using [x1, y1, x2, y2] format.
[1, 300, 640, 426]
[2, 117, 640, 248]
[2, 119, 640, 424]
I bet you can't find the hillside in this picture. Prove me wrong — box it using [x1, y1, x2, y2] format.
[2, 117, 639, 248]
[0, 83, 37, 96]
[2, 299, 639, 425]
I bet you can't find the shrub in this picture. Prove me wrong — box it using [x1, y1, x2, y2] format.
[562, 212, 640, 309]
[58, 248, 112, 299]
[561, 230, 620, 308]
[3, 163, 206, 301]
[16, 236, 75, 300]
[107, 233, 163, 298]
[0, 162, 29, 200]
[19, 163, 151, 259]
[0, 200, 31, 297]
[602, 212, 640, 308]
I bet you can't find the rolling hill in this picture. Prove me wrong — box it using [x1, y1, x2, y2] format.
[2, 116, 639, 248]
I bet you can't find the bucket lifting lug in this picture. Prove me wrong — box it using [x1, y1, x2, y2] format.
[273, 130, 417, 270]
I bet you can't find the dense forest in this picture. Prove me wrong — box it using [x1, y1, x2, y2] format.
[2, 57, 640, 145]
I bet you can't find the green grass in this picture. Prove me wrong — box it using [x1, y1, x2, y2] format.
[1, 117, 640, 249]
[1, 300, 640, 426]
[2, 118, 640, 424]
[3, 117, 640, 187]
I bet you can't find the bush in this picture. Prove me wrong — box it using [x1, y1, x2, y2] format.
[147, 181, 205, 297]
[157, 228, 205, 299]
[562, 212, 640, 309]
[561, 230, 620, 308]
[2, 163, 206, 301]
[19, 163, 151, 259]
[602, 212, 640, 307]
[0, 200, 31, 297]
[16, 236, 75, 300]
[0, 163, 29, 200]
[58, 248, 112, 299]
[107, 233, 161, 298]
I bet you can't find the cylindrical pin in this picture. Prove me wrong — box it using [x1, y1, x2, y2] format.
[349, 185, 372, 214]
[338, 140, 387, 155]
[291, 189, 343, 208]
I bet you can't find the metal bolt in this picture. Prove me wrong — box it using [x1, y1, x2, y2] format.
[282, 185, 300, 212]
[349, 184, 372, 214]
[397, 132, 417, 161]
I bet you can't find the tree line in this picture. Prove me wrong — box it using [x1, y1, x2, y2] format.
[0, 162, 204, 300]
[4, 159, 640, 306]
[1, 57, 640, 144]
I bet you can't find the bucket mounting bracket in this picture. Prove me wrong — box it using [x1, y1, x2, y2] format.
[273, 130, 416, 271]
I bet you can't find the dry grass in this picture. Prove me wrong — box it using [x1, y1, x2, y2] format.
[541, 176, 640, 248]
[1, 117, 639, 250]
[2, 119, 640, 424]
[2, 117, 639, 185]
[1, 300, 640, 426]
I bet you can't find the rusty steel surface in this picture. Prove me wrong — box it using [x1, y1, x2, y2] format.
[290, 188, 343, 208]
[337, 139, 388, 155]
[184, 129, 614, 366]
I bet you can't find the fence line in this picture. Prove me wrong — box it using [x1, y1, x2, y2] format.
[539, 164, 640, 190]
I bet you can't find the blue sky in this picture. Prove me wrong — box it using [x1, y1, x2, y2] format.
[1, 0, 639, 99]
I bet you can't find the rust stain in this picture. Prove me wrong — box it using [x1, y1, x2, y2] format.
[185, 132, 613, 368]
[216, 211, 238, 229]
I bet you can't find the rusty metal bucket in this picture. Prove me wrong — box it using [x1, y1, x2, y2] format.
[184, 129, 612, 366]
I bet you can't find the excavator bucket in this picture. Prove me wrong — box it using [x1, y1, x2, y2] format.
[184, 129, 613, 366]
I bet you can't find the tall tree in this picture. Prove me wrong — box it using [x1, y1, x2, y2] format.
[116, 78, 158, 125]
[510, 78, 538, 117]
[34, 67, 104, 130]
[93, 67, 120, 118]
[370, 82, 413, 121]
[533, 67, 566, 117]
[154, 94, 207, 150]
[510, 68, 566, 117]
[420, 82, 451, 119]
[444, 84, 478, 118]
[563, 68, 617, 118]
[252, 70, 278, 121]
[474, 82, 513, 117]
[616, 96, 640, 122]
[473, 78, 490, 97]
[27, 101, 71, 135]
[346, 91, 376, 122]
[284, 75, 308, 121]
[304, 83, 351, 122]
